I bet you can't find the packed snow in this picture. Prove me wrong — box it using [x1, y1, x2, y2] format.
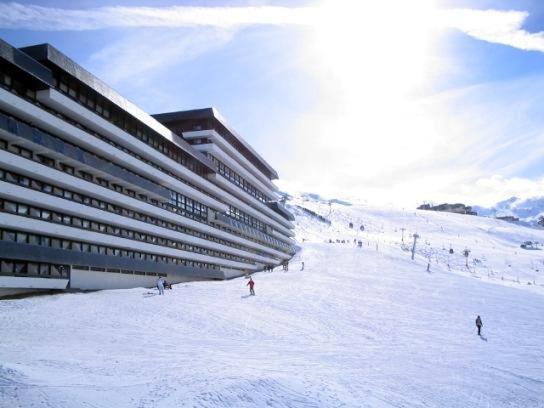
[1, 195, 544, 407]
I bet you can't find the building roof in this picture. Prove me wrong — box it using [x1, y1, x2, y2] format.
[0, 38, 54, 87]
[153, 108, 279, 180]
[18, 42, 216, 173]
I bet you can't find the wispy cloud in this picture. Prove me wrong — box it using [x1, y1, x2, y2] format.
[438, 8, 544, 53]
[0, 2, 316, 31]
[2, 2, 544, 54]
[88, 28, 234, 85]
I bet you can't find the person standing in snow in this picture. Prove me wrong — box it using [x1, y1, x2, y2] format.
[475, 315, 483, 336]
[157, 277, 165, 295]
[247, 277, 255, 296]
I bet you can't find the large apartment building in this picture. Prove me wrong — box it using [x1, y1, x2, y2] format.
[0, 39, 295, 297]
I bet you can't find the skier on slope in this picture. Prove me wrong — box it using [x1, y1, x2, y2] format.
[247, 277, 255, 296]
[475, 315, 483, 336]
[156, 277, 165, 295]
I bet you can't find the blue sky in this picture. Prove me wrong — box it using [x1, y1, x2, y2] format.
[1, 0, 544, 206]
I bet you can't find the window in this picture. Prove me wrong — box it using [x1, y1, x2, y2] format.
[61, 164, 74, 175]
[2, 230, 16, 242]
[30, 179, 42, 190]
[28, 263, 39, 275]
[39, 263, 50, 275]
[3, 200, 17, 213]
[30, 207, 41, 218]
[28, 234, 40, 245]
[79, 171, 93, 181]
[14, 262, 26, 274]
[1, 260, 14, 274]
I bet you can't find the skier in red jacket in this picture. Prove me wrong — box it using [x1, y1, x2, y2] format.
[247, 277, 255, 296]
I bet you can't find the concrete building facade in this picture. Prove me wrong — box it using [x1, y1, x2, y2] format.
[0, 39, 295, 297]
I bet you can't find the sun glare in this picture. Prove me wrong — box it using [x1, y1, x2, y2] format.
[294, 0, 442, 192]
[312, 0, 437, 99]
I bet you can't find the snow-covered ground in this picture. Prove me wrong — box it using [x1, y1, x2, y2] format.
[2, 196, 544, 407]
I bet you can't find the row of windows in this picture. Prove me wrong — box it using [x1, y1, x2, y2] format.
[0, 104, 291, 254]
[0, 167, 288, 258]
[228, 206, 267, 233]
[0, 136, 211, 224]
[0, 228, 226, 271]
[0, 66, 37, 103]
[2, 65, 287, 246]
[0, 118, 214, 225]
[172, 119, 271, 179]
[12, 80, 284, 238]
[168, 190, 208, 223]
[208, 154, 272, 204]
[0, 198, 255, 265]
[2, 130, 289, 253]
[40, 102, 224, 205]
[0, 143, 292, 254]
[0, 258, 69, 279]
[72, 265, 167, 278]
[54, 72, 209, 177]
[0, 68, 224, 210]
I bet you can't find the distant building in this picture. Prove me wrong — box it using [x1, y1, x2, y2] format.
[496, 216, 519, 222]
[0, 39, 294, 297]
[417, 203, 477, 216]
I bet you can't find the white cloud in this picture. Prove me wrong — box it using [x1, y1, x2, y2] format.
[438, 8, 544, 53]
[2, 2, 544, 57]
[0, 2, 316, 31]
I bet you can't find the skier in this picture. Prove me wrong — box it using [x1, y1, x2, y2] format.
[475, 315, 483, 336]
[301, 261, 305, 271]
[157, 277, 165, 295]
[247, 277, 255, 296]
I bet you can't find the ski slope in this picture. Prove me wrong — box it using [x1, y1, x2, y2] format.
[1, 196, 544, 407]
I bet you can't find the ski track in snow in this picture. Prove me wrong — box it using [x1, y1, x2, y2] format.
[1, 200, 544, 407]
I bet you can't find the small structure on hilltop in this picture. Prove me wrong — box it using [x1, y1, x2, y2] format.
[520, 241, 540, 250]
[417, 203, 477, 216]
[496, 215, 519, 222]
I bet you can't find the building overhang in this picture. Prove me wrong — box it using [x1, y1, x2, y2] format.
[152, 107, 279, 180]
[0, 39, 54, 88]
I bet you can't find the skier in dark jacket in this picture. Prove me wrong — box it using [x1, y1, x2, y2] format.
[247, 277, 255, 296]
[475, 315, 483, 336]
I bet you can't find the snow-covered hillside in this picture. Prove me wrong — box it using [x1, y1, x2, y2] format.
[292, 194, 544, 290]
[1, 195, 544, 407]
[474, 196, 544, 225]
